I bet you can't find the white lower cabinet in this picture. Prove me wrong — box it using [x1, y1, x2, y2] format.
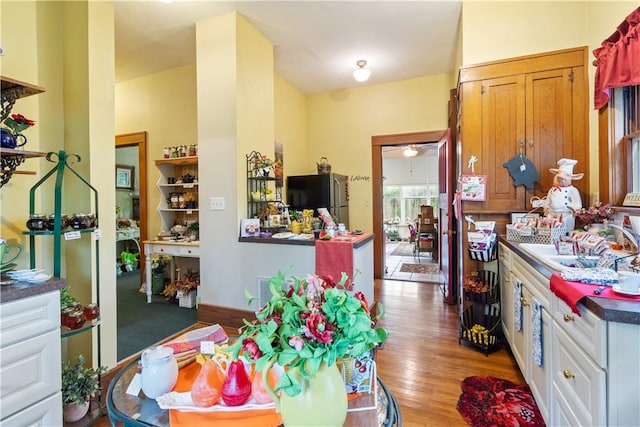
[0, 291, 62, 424]
[502, 243, 640, 426]
[552, 322, 606, 426]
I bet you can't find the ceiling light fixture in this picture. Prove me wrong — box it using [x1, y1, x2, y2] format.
[403, 145, 418, 157]
[353, 60, 371, 82]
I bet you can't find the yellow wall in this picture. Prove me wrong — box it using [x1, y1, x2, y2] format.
[274, 74, 309, 178]
[115, 64, 198, 236]
[306, 74, 452, 231]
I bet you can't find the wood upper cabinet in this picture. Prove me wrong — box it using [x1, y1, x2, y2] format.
[458, 47, 589, 214]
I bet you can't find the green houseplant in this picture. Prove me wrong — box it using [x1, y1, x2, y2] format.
[61, 355, 107, 422]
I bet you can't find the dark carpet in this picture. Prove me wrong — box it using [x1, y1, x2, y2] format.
[456, 376, 546, 427]
[117, 270, 197, 361]
[399, 263, 439, 274]
[390, 243, 415, 257]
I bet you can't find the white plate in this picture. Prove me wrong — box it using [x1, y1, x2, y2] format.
[271, 232, 294, 239]
[611, 284, 640, 296]
[156, 392, 275, 412]
[25, 274, 52, 283]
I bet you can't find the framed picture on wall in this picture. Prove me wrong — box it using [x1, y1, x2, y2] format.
[116, 165, 135, 190]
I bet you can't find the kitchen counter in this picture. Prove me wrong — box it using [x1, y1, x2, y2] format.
[239, 232, 374, 248]
[500, 237, 640, 325]
[0, 277, 66, 303]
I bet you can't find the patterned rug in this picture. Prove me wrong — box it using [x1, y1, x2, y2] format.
[456, 376, 546, 427]
[390, 243, 414, 257]
[399, 263, 438, 274]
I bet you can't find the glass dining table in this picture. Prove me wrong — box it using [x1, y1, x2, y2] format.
[106, 356, 402, 427]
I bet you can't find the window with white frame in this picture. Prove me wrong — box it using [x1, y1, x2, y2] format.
[383, 184, 438, 224]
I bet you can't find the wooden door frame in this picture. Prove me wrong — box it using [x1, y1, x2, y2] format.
[115, 131, 148, 281]
[372, 130, 446, 278]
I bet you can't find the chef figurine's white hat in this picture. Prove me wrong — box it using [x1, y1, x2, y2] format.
[549, 158, 584, 180]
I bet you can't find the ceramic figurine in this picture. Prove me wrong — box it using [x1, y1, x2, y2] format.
[544, 158, 583, 232]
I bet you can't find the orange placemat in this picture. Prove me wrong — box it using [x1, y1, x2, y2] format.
[169, 362, 282, 427]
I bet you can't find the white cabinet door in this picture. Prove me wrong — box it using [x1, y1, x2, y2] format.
[552, 324, 606, 427]
[528, 303, 552, 424]
[498, 244, 513, 344]
[1, 391, 62, 426]
[510, 272, 528, 378]
[0, 329, 62, 419]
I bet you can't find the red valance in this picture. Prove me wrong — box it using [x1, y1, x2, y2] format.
[593, 7, 640, 109]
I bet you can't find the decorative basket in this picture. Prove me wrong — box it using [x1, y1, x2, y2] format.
[468, 239, 497, 262]
[506, 224, 566, 244]
[459, 305, 502, 352]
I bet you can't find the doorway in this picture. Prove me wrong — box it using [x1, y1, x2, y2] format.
[371, 130, 446, 281]
[381, 143, 440, 282]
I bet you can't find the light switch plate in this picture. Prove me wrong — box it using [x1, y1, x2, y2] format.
[210, 197, 225, 210]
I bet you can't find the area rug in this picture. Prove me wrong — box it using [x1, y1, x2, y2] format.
[456, 376, 546, 427]
[399, 263, 438, 274]
[390, 243, 414, 256]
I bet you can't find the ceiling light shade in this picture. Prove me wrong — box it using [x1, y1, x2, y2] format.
[353, 60, 371, 82]
[403, 145, 418, 157]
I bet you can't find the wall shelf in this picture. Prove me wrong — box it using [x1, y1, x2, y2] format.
[1, 76, 47, 187]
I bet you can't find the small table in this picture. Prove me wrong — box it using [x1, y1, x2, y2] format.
[143, 240, 199, 303]
[106, 357, 401, 427]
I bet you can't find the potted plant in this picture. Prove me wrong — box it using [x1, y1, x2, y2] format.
[61, 355, 107, 422]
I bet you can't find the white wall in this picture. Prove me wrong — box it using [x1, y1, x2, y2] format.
[383, 156, 438, 185]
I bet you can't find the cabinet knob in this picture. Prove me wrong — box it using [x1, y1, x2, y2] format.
[160, 248, 165, 252]
[504, 278, 511, 283]
[563, 314, 575, 322]
[563, 370, 575, 379]
[187, 250, 192, 254]
[520, 297, 530, 307]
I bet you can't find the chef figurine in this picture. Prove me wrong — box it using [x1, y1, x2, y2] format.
[544, 158, 583, 232]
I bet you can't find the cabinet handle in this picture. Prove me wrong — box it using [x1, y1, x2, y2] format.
[563, 370, 575, 379]
[563, 314, 575, 322]
[520, 297, 530, 307]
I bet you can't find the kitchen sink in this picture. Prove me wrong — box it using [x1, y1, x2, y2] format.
[518, 243, 600, 271]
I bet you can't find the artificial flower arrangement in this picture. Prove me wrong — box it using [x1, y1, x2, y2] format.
[160, 269, 200, 299]
[229, 270, 388, 398]
[574, 201, 614, 227]
[252, 154, 273, 170]
[2, 113, 35, 136]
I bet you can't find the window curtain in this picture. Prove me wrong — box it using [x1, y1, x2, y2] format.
[593, 7, 640, 110]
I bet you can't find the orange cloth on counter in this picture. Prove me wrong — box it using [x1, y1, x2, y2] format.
[315, 238, 354, 281]
[169, 361, 282, 427]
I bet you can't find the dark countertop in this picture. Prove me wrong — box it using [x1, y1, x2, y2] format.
[500, 237, 640, 325]
[0, 277, 66, 304]
[239, 232, 374, 249]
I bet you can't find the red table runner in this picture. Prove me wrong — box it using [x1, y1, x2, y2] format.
[315, 238, 354, 281]
[550, 273, 640, 315]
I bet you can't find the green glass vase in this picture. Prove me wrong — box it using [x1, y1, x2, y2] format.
[264, 360, 348, 427]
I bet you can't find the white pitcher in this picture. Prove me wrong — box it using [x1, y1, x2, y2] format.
[140, 346, 178, 399]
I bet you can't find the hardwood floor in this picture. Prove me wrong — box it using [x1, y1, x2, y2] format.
[95, 278, 523, 426]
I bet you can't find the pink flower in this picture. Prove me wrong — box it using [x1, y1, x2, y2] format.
[288, 335, 304, 351]
[302, 312, 333, 344]
[242, 338, 263, 360]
